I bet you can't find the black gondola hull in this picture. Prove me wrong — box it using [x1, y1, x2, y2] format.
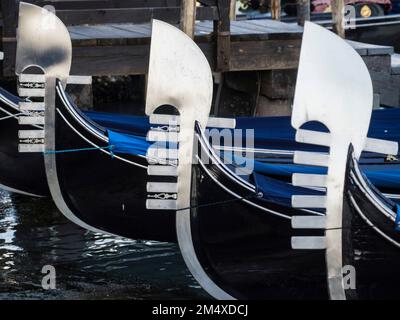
[51, 83, 177, 241]
[0, 95, 48, 197]
[186, 137, 400, 299]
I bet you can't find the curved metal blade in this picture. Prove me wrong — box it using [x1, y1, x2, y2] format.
[15, 3, 105, 235]
[15, 2, 72, 86]
[146, 20, 233, 299]
[292, 22, 373, 159]
[291, 22, 374, 300]
[146, 19, 212, 128]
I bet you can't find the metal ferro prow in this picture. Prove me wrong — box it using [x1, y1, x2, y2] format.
[290, 22, 398, 300]
[15, 2, 106, 235]
[145, 20, 235, 299]
[15, 2, 71, 153]
[15, 2, 71, 85]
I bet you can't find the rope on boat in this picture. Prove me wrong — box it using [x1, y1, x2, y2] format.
[176, 192, 263, 212]
[43, 145, 115, 156]
[0, 112, 24, 121]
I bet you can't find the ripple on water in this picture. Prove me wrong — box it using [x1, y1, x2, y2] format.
[0, 190, 208, 299]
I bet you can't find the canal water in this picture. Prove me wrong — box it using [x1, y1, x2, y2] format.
[0, 190, 208, 299]
[0, 76, 252, 300]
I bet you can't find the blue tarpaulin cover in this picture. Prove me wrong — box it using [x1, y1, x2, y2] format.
[100, 108, 400, 210]
[253, 172, 323, 207]
[107, 130, 149, 156]
[87, 108, 400, 152]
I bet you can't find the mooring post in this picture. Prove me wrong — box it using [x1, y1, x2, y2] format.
[297, 0, 310, 26]
[229, 0, 236, 20]
[271, 0, 281, 20]
[331, 0, 345, 38]
[214, 0, 231, 71]
[1, 0, 19, 77]
[180, 0, 197, 38]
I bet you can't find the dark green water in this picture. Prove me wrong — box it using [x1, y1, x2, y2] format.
[0, 190, 208, 300]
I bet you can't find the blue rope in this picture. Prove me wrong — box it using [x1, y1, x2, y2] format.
[43, 145, 115, 157]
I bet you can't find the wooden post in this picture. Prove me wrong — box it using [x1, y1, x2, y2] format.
[297, 0, 310, 26]
[229, 0, 236, 21]
[271, 0, 281, 20]
[214, 0, 231, 71]
[180, 0, 197, 38]
[1, 0, 19, 77]
[331, 0, 345, 38]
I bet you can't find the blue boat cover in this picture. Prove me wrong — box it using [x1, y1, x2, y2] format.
[253, 172, 323, 207]
[107, 130, 148, 156]
[102, 108, 400, 210]
[88, 108, 400, 152]
[106, 124, 400, 191]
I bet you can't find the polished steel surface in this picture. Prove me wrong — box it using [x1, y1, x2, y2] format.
[291, 22, 374, 300]
[15, 2, 71, 86]
[146, 20, 233, 300]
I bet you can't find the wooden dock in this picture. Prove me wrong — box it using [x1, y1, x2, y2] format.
[67, 19, 302, 76]
[0, 0, 303, 77]
[1, 1, 399, 109]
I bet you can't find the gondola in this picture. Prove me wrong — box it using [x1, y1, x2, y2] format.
[13, 3, 175, 240]
[4, 77, 400, 199]
[15, 2, 310, 243]
[0, 85, 49, 197]
[5, 2, 400, 200]
[16, 2, 400, 299]
[0, 81, 164, 198]
[167, 22, 400, 299]
[14, 2, 221, 241]
[17, 3, 400, 237]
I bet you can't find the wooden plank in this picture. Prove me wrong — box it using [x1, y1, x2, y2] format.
[30, 0, 182, 9]
[68, 29, 94, 40]
[57, 7, 180, 25]
[70, 24, 135, 38]
[230, 20, 270, 34]
[68, 35, 300, 75]
[2, 33, 301, 76]
[1, 0, 18, 76]
[70, 42, 215, 75]
[347, 40, 394, 56]
[70, 44, 151, 75]
[110, 23, 153, 36]
[214, 0, 231, 71]
[55, 6, 218, 26]
[248, 19, 303, 32]
[229, 38, 301, 71]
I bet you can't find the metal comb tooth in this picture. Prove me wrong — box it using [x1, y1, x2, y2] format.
[293, 151, 329, 167]
[292, 173, 327, 188]
[291, 236, 326, 250]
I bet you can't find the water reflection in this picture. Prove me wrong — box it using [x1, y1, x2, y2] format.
[0, 190, 207, 299]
